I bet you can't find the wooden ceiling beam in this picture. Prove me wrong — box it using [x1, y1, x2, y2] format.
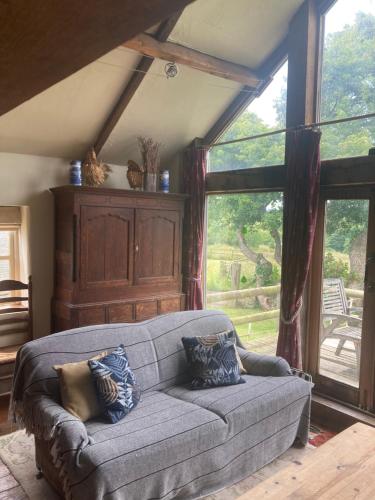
[203, 37, 288, 146]
[94, 12, 183, 154]
[123, 33, 262, 88]
[0, 0, 195, 117]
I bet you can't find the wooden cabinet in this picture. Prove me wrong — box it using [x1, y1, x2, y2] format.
[51, 186, 186, 332]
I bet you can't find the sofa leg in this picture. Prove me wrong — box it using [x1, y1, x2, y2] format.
[36, 466, 44, 480]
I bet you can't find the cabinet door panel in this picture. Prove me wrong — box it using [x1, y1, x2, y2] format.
[108, 303, 134, 323]
[134, 209, 180, 285]
[78, 307, 106, 326]
[135, 300, 158, 320]
[80, 206, 134, 289]
[159, 296, 181, 315]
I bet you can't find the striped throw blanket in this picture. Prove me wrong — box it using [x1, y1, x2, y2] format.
[11, 310, 312, 500]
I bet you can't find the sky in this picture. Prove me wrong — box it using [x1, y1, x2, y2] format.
[249, 0, 375, 126]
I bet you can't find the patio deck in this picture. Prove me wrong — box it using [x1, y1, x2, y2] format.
[240, 333, 358, 387]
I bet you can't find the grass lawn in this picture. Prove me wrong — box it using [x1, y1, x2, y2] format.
[205, 242, 349, 354]
[208, 305, 278, 343]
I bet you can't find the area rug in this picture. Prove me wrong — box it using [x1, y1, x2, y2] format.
[0, 430, 315, 500]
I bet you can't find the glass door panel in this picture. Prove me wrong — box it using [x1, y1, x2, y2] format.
[319, 199, 369, 388]
[205, 193, 283, 355]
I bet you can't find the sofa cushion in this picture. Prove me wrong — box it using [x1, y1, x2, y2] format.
[164, 374, 311, 434]
[80, 391, 227, 499]
[89, 346, 141, 423]
[182, 330, 244, 389]
[54, 351, 107, 421]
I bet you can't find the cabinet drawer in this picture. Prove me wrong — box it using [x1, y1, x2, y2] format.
[108, 303, 134, 323]
[135, 301, 158, 320]
[159, 296, 181, 315]
[78, 307, 106, 327]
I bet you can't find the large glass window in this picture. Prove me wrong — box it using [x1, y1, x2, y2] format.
[205, 193, 283, 354]
[208, 62, 288, 172]
[319, 0, 375, 159]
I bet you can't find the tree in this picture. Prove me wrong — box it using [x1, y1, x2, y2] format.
[325, 199, 368, 286]
[208, 193, 283, 309]
[209, 111, 285, 172]
[319, 12, 375, 159]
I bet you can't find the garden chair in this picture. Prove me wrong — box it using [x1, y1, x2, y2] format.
[321, 278, 362, 373]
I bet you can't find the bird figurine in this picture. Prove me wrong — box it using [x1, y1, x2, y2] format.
[127, 160, 144, 190]
[82, 148, 112, 187]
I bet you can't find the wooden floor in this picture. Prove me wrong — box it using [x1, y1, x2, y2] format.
[0, 460, 25, 499]
[238, 423, 375, 499]
[0, 396, 13, 436]
[243, 333, 358, 386]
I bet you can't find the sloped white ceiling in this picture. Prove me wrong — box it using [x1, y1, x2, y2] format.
[0, 0, 304, 163]
[100, 58, 241, 165]
[170, 0, 304, 68]
[0, 49, 140, 159]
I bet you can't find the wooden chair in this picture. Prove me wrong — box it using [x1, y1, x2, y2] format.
[0, 277, 32, 396]
[321, 278, 362, 373]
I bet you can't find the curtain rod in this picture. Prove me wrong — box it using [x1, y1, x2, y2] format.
[207, 111, 375, 149]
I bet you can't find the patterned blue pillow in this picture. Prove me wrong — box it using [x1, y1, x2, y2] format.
[88, 345, 140, 423]
[182, 331, 245, 389]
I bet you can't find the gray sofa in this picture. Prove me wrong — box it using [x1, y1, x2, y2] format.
[11, 310, 312, 500]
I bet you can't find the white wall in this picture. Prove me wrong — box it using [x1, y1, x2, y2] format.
[0, 152, 181, 338]
[0, 153, 132, 338]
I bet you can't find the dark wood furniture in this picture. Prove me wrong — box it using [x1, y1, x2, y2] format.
[0, 277, 32, 396]
[51, 186, 187, 332]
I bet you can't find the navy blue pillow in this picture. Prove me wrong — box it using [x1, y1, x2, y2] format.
[182, 330, 245, 389]
[88, 345, 140, 423]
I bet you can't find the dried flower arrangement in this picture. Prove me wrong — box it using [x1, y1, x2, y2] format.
[82, 148, 112, 187]
[126, 159, 144, 190]
[137, 137, 162, 192]
[137, 136, 161, 174]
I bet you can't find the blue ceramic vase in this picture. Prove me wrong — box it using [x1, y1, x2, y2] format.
[70, 160, 82, 186]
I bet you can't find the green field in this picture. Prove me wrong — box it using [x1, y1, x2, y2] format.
[205, 243, 350, 349]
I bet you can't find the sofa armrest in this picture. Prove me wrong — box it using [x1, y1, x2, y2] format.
[18, 395, 90, 461]
[237, 347, 292, 377]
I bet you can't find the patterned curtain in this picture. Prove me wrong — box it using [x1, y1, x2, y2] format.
[276, 128, 322, 369]
[183, 139, 208, 310]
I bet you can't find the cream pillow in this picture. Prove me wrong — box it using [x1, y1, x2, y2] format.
[54, 352, 107, 422]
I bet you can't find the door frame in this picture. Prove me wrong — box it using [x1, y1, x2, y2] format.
[306, 186, 375, 411]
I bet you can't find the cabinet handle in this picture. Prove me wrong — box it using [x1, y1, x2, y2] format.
[72, 214, 78, 282]
[135, 244, 139, 253]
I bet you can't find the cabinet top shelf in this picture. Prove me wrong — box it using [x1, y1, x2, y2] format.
[50, 185, 188, 200]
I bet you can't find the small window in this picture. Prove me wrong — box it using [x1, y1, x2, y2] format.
[0, 229, 20, 282]
[319, 1, 375, 159]
[208, 61, 288, 172]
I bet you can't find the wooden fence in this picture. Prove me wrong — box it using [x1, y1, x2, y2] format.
[206, 285, 280, 304]
[207, 284, 364, 326]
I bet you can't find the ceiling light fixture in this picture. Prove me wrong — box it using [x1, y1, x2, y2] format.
[165, 62, 178, 79]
